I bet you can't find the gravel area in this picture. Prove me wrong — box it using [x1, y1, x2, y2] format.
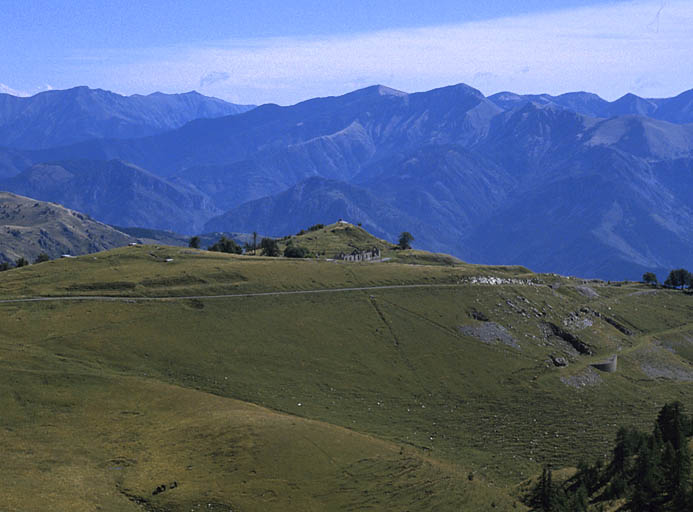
[561, 367, 603, 388]
[459, 322, 520, 349]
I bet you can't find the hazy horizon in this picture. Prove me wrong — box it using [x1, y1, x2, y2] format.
[2, 0, 691, 105]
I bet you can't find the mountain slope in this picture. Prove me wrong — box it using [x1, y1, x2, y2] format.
[463, 147, 693, 279]
[0, 191, 132, 263]
[0, 86, 254, 150]
[2, 160, 219, 233]
[204, 176, 429, 246]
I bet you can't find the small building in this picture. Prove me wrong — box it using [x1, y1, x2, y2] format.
[336, 246, 381, 262]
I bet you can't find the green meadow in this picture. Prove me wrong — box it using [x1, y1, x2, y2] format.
[1, 232, 691, 510]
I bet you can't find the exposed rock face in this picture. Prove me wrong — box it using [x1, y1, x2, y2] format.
[459, 322, 520, 349]
[576, 285, 599, 299]
[541, 322, 593, 355]
[0, 192, 132, 263]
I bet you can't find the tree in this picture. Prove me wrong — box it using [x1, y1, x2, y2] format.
[252, 231, 258, 255]
[664, 268, 691, 290]
[34, 253, 50, 263]
[528, 466, 567, 511]
[260, 238, 280, 257]
[398, 231, 414, 250]
[188, 236, 201, 249]
[208, 236, 242, 254]
[642, 272, 657, 285]
[0, 262, 10, 271]
[15, 257, 28, 268]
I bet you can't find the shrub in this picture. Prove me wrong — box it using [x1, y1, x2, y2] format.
[284, 245, 310, 258]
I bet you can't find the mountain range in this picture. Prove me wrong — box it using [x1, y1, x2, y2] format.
[0, 86, 254, 150]
[1, 84, 692, 280]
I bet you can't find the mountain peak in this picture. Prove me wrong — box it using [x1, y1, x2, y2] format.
[345, 84, 408, 100]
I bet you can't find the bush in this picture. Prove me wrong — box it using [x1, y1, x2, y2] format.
[188, 236, 201, 249]
[34, 253, 50, 263]
[15, 257, 29, 268]
[308, 224, 324, 232]
[284, 245, 310, 258]
[0, 262, 10, 271]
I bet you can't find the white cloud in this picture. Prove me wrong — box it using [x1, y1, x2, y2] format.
[80, 0, 693, 104]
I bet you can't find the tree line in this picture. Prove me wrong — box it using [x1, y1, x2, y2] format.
[643, 268, 692, 290]
[527, 402, 693, 511]
[0, 253, 50, 271]
[190, 226, 416, 258]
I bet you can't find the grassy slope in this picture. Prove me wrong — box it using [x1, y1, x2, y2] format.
[0, 192, 133, 263]
[1, 244, 692, 510]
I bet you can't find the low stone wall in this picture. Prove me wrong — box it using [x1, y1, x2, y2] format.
[591, 355, 618, 373]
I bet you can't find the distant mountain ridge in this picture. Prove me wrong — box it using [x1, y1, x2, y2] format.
[0, 86, 254, 149]
[1, 83, 693, 280]
[4, 160, 219, 232]
[487, 88, 693, 124]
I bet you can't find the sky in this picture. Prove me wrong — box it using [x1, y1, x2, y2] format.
[1, 0, 691, 105]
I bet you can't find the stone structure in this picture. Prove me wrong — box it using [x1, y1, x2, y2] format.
[591, 355, 618, 373]
[336, 247, 381, 262]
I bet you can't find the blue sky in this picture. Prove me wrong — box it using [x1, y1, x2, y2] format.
[2, 1, 691, 104]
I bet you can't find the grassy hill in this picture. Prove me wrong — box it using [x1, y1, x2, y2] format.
[0, 192, 133, 264]
[276, 221, 464, 266]
[1, 237, 691, 510]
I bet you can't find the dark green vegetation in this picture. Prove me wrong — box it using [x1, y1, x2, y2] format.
[1, 234, 692, 510]
[207, 235, 242, 254]
[527, 402, 693, 511]
[260, 237, 280, 256]
[398, 231, 414, 250]
[665, 268, 693, 290]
